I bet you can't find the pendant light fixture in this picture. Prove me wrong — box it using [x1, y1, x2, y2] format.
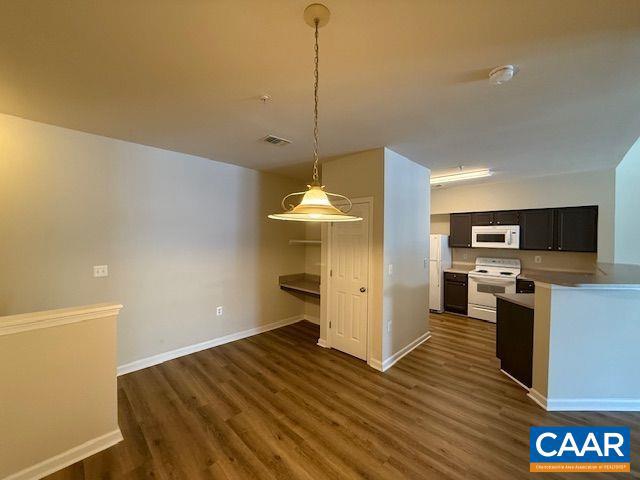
[268, 4, 362, 223]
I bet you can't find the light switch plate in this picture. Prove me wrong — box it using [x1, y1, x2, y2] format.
[388, 264, 393, 275]
[93, 265, 108, 277]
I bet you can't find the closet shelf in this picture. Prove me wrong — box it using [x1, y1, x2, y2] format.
[279, 273, 320, 297]
[288, 239, 321, 246]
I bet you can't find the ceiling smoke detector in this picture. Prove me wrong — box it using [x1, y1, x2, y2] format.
[262, 135, 291, 146]
[489, 65, 518, 85]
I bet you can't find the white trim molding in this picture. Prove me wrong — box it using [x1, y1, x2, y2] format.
[117, 314, 304, 376]
[381, 331, 432, 372]
[368, 358, 384, 372]
[528, 389, 640, 411]
[0, 303, 123, 337]
[500, 369, 530, 392]
[4, 429, 123, 480]
[316, 338, 329, 348]
[528, 389, 548, 410]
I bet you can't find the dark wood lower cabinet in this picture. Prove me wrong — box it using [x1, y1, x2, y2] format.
[496, 298, 534, 388]
[444, 272, 468, 315]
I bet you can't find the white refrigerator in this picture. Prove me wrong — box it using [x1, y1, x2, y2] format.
[429, 234, 452, 313]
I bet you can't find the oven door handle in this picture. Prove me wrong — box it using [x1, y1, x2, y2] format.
[468, 275, 514, 286]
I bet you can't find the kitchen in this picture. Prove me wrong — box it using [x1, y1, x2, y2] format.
[428, 172, 640, 411]
[430, 205, 598, 324]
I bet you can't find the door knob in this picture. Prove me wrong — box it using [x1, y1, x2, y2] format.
[360, 287, 367, 293]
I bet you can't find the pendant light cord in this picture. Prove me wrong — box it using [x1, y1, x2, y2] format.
[312, 18, 320, 186]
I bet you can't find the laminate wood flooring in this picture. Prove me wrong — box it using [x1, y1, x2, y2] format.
[46, 314, 640, 479]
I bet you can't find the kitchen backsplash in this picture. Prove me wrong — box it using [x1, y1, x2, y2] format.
[451, 248, 597, 272]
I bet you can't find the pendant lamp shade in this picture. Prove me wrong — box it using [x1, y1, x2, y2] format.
[268, 184, 361, 222]
[268, 4, 362, 223]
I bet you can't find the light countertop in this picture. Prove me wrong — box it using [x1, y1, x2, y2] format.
[443, 264, 474, 274]
[495, 293, 535, 309]
[518, 263, 640, 288]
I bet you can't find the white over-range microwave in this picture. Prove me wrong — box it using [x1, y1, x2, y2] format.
[471, 225, 520, 249]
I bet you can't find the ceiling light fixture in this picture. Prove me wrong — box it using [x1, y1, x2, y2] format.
[430, 169, 493, 185]
[268, 4, 362, 223]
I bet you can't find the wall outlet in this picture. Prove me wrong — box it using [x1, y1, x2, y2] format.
[387, 321, 392, 333]
[93, 265, 108, 277]
[388, 264, 393, 275]
[216, 306, 223, 316]
[462, 253, 469, 260]
[534, 255, 542, 264]
[423, 257, 428, 269]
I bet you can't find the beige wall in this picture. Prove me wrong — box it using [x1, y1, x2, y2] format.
[382, 149, 430, 360]
[0, 113, 306, 366]
[0, 305, 121, 479]
[615, 138, 640, 265]
[451, 248, 596, 272]
[431, 169, 616, 262]
[321, 149, 385, 363]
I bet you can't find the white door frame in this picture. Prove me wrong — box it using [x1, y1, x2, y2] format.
[322, 197, 374, 364]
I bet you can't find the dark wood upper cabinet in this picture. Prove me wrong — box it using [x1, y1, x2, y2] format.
[447, 206, 597, 253]
[555, 206, 598, 252]
[471, 212, 494, 226]
[449, 213, 472, 248]
[493, 210, 520, 225]
[520, 209, 554, 251]
[472, 210, 519, 226]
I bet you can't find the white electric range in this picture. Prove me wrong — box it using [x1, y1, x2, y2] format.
[467, 257, 521, 322]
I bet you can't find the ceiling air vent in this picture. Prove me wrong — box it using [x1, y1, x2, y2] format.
[262, 135, 291, 146]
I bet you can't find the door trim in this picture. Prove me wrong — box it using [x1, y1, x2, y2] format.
[322, 197, 374, 365]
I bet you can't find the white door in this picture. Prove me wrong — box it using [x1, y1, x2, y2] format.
[328, 202, 369, 360]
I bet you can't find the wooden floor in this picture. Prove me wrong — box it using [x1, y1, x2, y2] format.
[47, 313, 640, 480]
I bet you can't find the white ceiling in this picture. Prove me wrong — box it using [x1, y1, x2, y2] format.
[1, 1, 639, 182]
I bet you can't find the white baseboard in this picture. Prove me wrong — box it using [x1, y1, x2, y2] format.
[528, 389, 640, 411]
[4, 429, 123, 480]
[117, 314, 304, 376]
[381, 331, 432, 372]
[528, 389, 548, 409]
[316, 338, 329, 348]
[303, 314, 320, 325]
[500, 369, 530, 392]
[368, 358, 384, 371]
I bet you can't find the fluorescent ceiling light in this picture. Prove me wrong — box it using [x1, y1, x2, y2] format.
[430, 169, 493, 185]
